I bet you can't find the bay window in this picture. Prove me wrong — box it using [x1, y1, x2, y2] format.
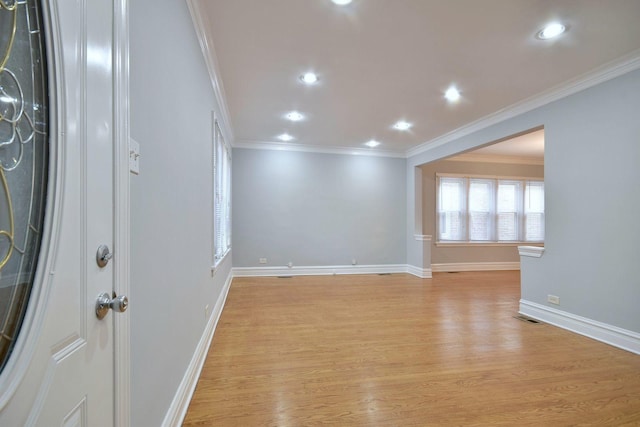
[437, 174, 544, 243]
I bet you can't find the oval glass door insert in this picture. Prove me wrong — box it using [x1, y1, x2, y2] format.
[0, 0, 49, 373]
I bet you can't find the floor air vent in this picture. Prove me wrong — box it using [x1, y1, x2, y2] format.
[514, 315, 540, 324]
[277, 276, 293, 279]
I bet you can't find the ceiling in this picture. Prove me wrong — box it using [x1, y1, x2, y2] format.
[197, 0, 640, 156]
[449, 128, 544, 163]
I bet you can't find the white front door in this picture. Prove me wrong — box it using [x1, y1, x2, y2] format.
[0, 0, 125, 425]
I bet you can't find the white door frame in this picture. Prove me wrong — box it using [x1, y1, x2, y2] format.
[113, 0, 131, 425]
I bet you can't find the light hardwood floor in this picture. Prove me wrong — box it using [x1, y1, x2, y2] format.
[183, 271, 640, 426]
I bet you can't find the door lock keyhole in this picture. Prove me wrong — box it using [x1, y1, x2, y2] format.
[96, 244, 113, 268]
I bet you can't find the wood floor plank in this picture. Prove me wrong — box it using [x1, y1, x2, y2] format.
[183, 271, 640, 426]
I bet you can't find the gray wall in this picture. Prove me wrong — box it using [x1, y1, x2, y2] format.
[129, 1, 232, 425]
[408, 69, 640, 333]
[233, 149, 406, 267]
[421, 160, 544, 264]
[524, 69, 640, 332]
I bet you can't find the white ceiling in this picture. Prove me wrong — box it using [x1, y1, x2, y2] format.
[197, 0, 640, 156]
[449, 128, 544, 163]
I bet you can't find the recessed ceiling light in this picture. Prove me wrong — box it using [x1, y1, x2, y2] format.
[536, 23, 566, 40]
[285, 111, 304, 121]
[365, 140, 381, 148]
[331, 0, 352, 5]
[393, 121, 412, 131]
[278, 133, 294, 142]
[300, 72, 319, 84]
[445, 86, 461, 102]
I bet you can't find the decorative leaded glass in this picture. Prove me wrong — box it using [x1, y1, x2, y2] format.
[0, 0, 49, 373]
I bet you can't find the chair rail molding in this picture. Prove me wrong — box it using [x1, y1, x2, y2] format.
[518, 246, 545, 258]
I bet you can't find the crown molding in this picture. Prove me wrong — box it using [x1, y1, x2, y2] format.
[446, 153, 544, 165]
[182, 10, 639, 162]
[406, 48, 640, 159]
[234, 139, 406, 158]
[186, 0, 235, 144]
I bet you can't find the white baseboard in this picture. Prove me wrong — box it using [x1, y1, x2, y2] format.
[406, 265, 432, 279]
[234, 262, 521, 278]
[162, 270, 233, 427]
[431, 262, 520, 272]
[233, 264, 414, 277]
[519, 299, 640, 355]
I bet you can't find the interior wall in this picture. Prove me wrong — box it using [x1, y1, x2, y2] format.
[232, 148, 407, 268]
[421, 160, 544, 264]
[129, 1, 232, 426]
[408, 68, 640, 334]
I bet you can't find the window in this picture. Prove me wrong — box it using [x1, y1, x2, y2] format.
[213, 117, 231, 264]
[437, 174, 544, 243]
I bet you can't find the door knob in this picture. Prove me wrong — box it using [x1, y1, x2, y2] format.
[95, 292, 128, 320]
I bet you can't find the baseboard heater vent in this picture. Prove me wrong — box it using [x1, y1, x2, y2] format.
[514, 315, 541, 324]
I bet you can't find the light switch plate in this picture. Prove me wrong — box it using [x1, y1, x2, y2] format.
[129, 138, 140, 175]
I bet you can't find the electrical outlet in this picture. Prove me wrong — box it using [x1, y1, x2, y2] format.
[547, 294, 560, 305]
[351, 258, 357, 265]
[288, 261, 293, 268]
[205, 304, 210, 319]
[259, 258, 267, 264]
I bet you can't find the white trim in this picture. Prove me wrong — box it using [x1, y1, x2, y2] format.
[405, 265, 433, 279]
[436, 172, 543, 181]
[113, 0, 131, 424]
[234, 139, 405, 158]
[185, 0, 234, 145]
[446, 153, 543, 165]
[407, 48, 640, 159]
[233, 264, 433, 279]
[436, 242, 542, 247]
[233, 264, 410, 277]
[518, 246, 545, 258]
[519, 300, 640, 355]
[414, 234, 432, 242]
[162, 270, 233, 427]
[431, 262, 520, 272]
